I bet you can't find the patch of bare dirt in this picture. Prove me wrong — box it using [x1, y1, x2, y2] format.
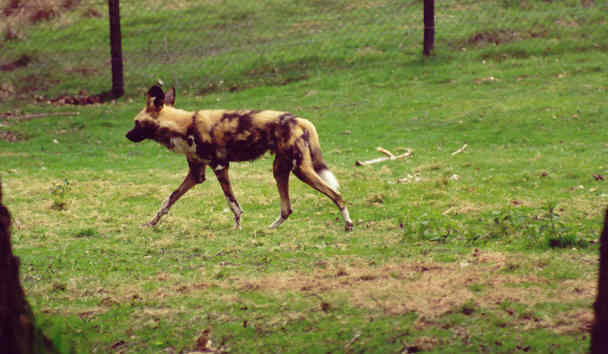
[47, 91, 104, 105]
[65, 65, 99, 76]
[1, 111, 79, 127]
[455, 28, 547, 49]
[31, 90, 117, 105]
[230, 250, 595, 334]
[2, 0, 79, 23]
[0, 72, 105, 103]
[18, 73, 60, 97]
[0, 130, 24, 142]
[1, 0, 82, 40]
[81, 7, 100, 18]
[0, 54, 31, 71]
[551, 309, 594, 334]
[0, 82, 16, 100]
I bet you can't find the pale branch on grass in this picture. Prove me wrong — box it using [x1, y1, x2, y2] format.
[356, 147, 413, 166]
[451, 144, 468, 156]
[344, 332, 361, 350]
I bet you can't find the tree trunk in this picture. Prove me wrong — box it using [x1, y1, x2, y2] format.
[423, 0, 435, 56]
[0, 182, 55, 353]
[592, 208, 608, 353]
[108, 0, 124, 98]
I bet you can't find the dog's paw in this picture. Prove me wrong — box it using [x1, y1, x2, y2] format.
[141, 221, 157, 228]
[345, 222, 354, 232]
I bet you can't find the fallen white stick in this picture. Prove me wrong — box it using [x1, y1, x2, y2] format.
[451, 144, 468, 156]
[356, 147, 413, 166]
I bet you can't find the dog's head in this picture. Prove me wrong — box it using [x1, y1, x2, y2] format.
[126, 85, 176, 143]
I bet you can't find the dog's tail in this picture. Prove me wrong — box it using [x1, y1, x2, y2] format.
[301, 119, 340, 192]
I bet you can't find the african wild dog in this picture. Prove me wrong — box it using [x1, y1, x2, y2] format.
[125, 85, 354, 231]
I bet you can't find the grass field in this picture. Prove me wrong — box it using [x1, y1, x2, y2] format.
[1, 0, 607, 352]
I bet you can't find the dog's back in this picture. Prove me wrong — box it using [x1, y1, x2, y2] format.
[191, 110, 329, 169]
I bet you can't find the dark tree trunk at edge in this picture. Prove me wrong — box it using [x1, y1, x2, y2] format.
[592, 208, 608, 353]
[0, 181, 55, 353]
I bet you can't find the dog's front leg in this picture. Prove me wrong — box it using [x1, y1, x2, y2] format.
[213, 165, 243, 230]
[144, 161, 206, 227]
[269, 156, 293, 229]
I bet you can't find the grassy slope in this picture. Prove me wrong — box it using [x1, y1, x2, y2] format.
[1, 0, 607, 352]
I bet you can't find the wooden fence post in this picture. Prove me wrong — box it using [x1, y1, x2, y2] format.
[423, 0, 435, 56]
[108, 0, 124, 98]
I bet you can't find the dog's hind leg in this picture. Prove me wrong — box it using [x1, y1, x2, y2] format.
[292, 141, 353, 231]
[269, 156, 293, 229]
[213, 165, 243, 230]
[145, 161, 206, 227]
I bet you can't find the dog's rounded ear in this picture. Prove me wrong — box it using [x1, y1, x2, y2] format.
[164, 87, 176, 106]
[146, 85, 165, 112]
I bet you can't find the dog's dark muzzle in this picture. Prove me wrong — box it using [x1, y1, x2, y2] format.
[126, 124, 155, 143]
[126, 128, 146, 142]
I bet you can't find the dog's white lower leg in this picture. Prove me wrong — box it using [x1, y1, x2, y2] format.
[268, 204, 292, 229]
[226, 198, 243, 230]
[145, 198, 170, 226]
[341, 207, 354, 231]
[269, 215, 286, 229]
[213, 167, 243, 230]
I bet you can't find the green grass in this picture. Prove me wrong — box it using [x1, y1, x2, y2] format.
[1, 0, 607, 352]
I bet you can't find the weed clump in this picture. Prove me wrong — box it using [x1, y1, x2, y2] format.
[50, 179, 71, 211]
[546, 234, 588, 249]
[400, 202, 591, 250]
[73, 228, 99, 238]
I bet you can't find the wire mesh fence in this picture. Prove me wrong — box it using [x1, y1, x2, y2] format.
[116, 0, 430, 97]
[0, 0, 605, 104]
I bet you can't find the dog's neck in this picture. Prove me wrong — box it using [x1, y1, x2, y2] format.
[158, 106, 194, 121]
[155, 106, 196, 133]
